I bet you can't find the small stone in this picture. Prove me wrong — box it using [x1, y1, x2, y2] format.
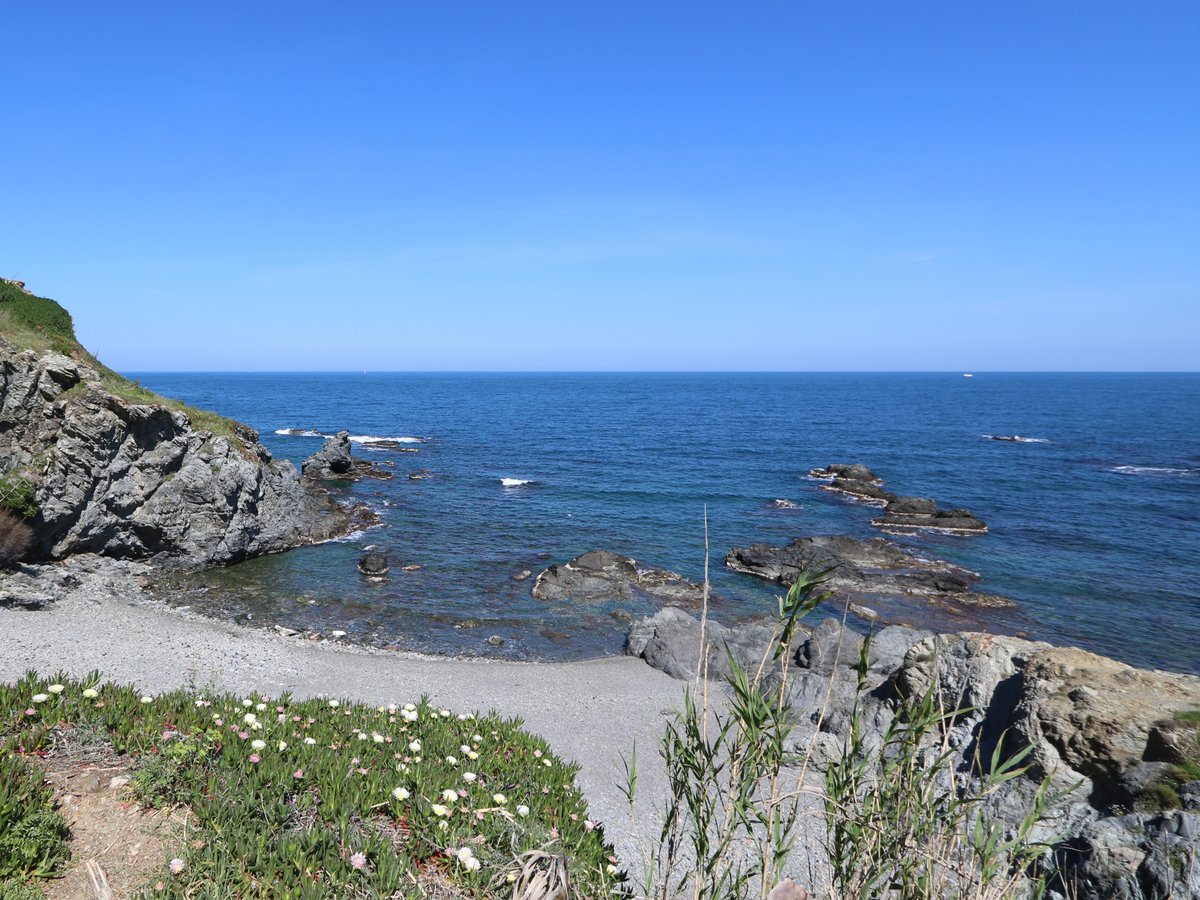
[110, 775, 131, 791]
[487, 635, 504, 646]
[330, 630, 347, 638]
[512, 569, 532, 581]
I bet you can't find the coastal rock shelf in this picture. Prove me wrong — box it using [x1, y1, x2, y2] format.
[725, 535, 1013, 626]
[626, 606, 1200, 899]
[302, 431, 394, 482]
[532, 549, 708, 606]
[808, 463, 988, 534]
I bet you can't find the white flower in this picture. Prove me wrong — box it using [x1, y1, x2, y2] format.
[255, 702, 266, 711]
[304, 737, 317, 745]
[243, 713, 257, 724]
[408, 739, 422, 752]
[82, 688, 99, 699]
[372, 733, 384, 743]
[472, 734, 483, 742]
[441, 789, 459, 802]
[31, 693, 48, 704]
[456, 846, 475, 863]
[328, 699, 340, 708]
[431, 803, 451, 817]
[464, 857, 481, 872]
[467, 750, 479, 760]
[48, 684, 64, 694]
[251, 739, 266, 750]
[402, 709, 418, 722]
[445, 755, 458, 765]
[492, 793, 508, 805]
[242, 699, 253, 707]
[439, 709, 451, 718]
[516, 805, 530, 817]
[606, 864, 619, 875]
[277, 741, 287, 751]
[456, 713, 469, 721]
[460, 744, 471, 754]
[543, 759, 552, 767]
[463, 772, 477, 782]
[140, 696, 153, 704]
[403, 703, 416, 712]
[250, 721, 263, 731]
[392, 787, 410, 801]
[356, 732, 367, 741]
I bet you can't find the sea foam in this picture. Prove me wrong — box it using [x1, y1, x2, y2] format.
[500, 478, 535, 487]
[1111, 465, 1197, 477]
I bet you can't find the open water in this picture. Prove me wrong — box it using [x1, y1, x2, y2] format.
[133, 372, 1200, 674]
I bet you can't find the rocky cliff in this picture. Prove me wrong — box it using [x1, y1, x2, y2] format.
[0, 283, 351, 565]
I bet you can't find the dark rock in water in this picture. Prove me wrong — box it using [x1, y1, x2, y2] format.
[809, 463, 882, 483]
[408, 469, 434, 480]
[873, 502, 988, 534]
[533, 549, 708, 606]
[625, 607, 777, 680]
[886, 496, 938, 515]
[303, 431, 353, 476]
[302, 431, 394, 482]
[512, 569, 532, 581]
[357, 551, 389, 576]
[360, 440, 419, 452]
[808, 463, 987, 533]
[725, 535, 1014, 625]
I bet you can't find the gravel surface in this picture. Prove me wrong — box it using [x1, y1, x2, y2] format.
[0, 556, 688, 871]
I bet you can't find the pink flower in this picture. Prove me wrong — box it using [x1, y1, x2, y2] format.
[238, 731, 249, 740]
[293, 769, 304, 779]
[249, 753, 261, 763]
[169, 858, 185, 874]
[162, 730, 176, 741]
[350, 851, 367, 870]
[24, 708, 35, 716]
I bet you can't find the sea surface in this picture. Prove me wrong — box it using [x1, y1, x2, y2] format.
[133, 372, 1200, 675]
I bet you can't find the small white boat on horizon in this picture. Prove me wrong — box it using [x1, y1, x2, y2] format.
[963, 373, 974, 377]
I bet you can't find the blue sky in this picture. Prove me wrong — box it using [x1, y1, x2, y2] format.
[3, 2, 1197, 371]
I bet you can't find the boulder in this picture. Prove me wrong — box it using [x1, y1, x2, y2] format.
[302, 431, 394, 482]
[625, 606, 777, 681]
[533, 549, 708, 606]
[357, 551, 389, 576]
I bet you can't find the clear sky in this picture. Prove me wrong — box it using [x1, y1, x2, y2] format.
[3, 2, 1197, 371]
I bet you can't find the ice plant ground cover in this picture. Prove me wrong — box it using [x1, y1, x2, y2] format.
[0, 671, 625, 898]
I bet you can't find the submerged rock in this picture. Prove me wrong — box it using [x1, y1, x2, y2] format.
[532, 549, 708, 606]
[809, 463, 987, 533]
[357, 551, 389, 577]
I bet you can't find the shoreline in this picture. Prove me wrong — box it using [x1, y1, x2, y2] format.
[0, 555, 688, 871]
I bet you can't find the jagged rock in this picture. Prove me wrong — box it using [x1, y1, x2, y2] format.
[809, 463, 987, 532]
[303, 431, 353, 476]
[1, 341, 351, 565]
[533, 549, 708, 606]
[302, 431, 394, 482]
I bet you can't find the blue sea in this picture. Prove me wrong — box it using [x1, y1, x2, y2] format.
[133, 373, 1200, 675]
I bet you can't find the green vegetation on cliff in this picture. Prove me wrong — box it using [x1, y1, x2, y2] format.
[0, 279, 244, 443]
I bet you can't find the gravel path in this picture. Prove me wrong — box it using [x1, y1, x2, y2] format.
[0, 557, 688, 871]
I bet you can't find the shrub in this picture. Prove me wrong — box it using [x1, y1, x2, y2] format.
[0, 281, 76, 352]
[0, 512, 33, 569]
[0, 477, 36, 520]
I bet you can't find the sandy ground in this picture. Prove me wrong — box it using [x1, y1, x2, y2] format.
[0, 557, 690, 873]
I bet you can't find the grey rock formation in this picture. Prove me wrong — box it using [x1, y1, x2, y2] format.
[625, 610, 1200, 899]
[1, 341, 351, 566]
[533, 549, 708, 606]
[302, 432, 394, 482]
[725, 535, 1014, 625]
[625, 606, 776, 680]
[809, 462, 988, 533]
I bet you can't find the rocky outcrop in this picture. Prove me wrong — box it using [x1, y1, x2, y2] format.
[725, 535, 1013, 627]
[626, 610, 1200, 898]
[1, 341, 352, 566]
[532, 549, 708, 606]
[809, 463, 988, 533]
[302, 431, 394, 482]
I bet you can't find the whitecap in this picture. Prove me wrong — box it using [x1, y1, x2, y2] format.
[275, 428, 325, 437]
[1111, 465, 1197, 477]
[500, 478, 535, 487]
[983, 434, 1050, 443]
[348, 435, 427, 445]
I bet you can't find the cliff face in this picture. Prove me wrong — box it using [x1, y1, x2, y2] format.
[1, 287, 350, 565]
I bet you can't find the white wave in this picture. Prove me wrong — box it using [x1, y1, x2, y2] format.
[348, 435, 426, 446]
[275, 428, 324, 437]
[500, 477, 535, 487]
[983, 434, 1050, 443]
[1111, 465, 1197, 477]
[771, 499, 800, 509]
